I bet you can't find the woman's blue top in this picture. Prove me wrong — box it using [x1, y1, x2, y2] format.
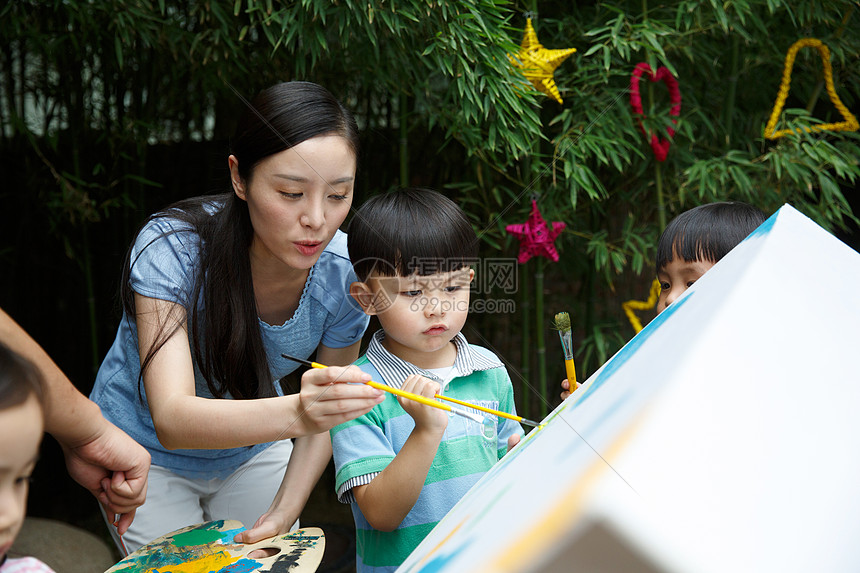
[90, 213, 368, 478]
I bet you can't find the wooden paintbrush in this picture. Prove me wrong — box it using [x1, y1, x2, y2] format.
[554, 312, 578, 393]
[282, 354, 540, 427]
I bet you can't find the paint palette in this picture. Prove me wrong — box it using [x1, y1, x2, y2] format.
[104, 520, 325, 573]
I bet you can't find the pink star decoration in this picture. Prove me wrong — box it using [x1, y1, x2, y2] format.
[505, 199, 566, 263]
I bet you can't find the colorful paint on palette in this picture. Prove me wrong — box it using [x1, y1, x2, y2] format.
[105, 521, 325, 573]
[172, 527, 228, 547]
[217, 559, 261, 572]
[108, 521, 244, 572]
[263, 531, 322, 572]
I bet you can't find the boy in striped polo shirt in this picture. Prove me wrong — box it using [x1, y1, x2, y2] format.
[331, 188, 523, 572]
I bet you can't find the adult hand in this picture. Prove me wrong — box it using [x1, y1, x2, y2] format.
[0, 308, 150, 534]
[60, 420, 150, 535]
[298, 365, 384, 434]
[234, 433, 331, 544]
[236, 508, 289, 544]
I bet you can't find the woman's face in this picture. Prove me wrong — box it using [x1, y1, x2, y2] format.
[230, 135, 356, 273]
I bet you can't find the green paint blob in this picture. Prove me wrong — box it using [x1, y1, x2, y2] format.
[172, 528, 224, 547]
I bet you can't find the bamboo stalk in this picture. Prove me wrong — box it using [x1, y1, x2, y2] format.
[724, 34, 740, 149]
[520, 263, 531, 417]
[399, 92, 408, 186]
[82, 223, 100, 376]
[535, 257, 547, 417]
[655, 162, 665, 230]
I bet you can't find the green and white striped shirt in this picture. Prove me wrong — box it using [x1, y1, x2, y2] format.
[331, 330, 523, 572]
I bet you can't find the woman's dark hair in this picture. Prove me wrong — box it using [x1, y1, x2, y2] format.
[0, 341, 44, 412]
[656, 201, 768, 273]
[123, 81, 359, 400]
[348, 187, 478, 281]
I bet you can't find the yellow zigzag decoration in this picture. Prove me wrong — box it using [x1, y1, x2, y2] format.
[622, 278, 661, 334]
[765, 38, 859, 139]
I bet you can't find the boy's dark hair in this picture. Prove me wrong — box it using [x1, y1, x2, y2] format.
[348, 188, 478, 281]
[656, 201, 768, 273]
[0, 341, 44, 412]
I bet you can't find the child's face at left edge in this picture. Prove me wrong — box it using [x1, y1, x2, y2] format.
[657, 257, 715, 313]
[0, 395, 43, 561]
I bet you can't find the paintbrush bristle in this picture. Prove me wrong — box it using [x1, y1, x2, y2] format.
[282, 354, 314, 368]
[553, 311, 571, 332]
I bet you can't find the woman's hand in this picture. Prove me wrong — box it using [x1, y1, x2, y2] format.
[234, 505, 295, 544]
[297, 365, 385, 434]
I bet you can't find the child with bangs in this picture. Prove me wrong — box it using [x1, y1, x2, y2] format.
[331, 188, 524, 572]
[0, 342, 55, 573]
[561, 201, 767, 399]
[653, 201, 767, 312]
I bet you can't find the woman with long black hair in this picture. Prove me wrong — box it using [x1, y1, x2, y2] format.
[91, 81, 383, 553]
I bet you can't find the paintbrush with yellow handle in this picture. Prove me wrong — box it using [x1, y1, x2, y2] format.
[282, 354, 541, 427]
[554, 312, 578, 393]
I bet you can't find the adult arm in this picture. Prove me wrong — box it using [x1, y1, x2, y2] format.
[0, 308, 150, 535]
[138, 294, 381, 448]
[236, 342, 362, 543]
[352, 374, 448, 532]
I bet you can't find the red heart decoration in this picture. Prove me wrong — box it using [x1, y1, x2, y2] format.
[630, 63, 682, 162]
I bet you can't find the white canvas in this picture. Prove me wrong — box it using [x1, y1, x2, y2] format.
[396, 204, 860, 573]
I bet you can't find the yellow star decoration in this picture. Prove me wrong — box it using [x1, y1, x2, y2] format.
[510, 18, 576, 104]
[622, 278, 661, 333]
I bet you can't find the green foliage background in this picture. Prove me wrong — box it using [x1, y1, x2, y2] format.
[1, 0, 858, 434]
